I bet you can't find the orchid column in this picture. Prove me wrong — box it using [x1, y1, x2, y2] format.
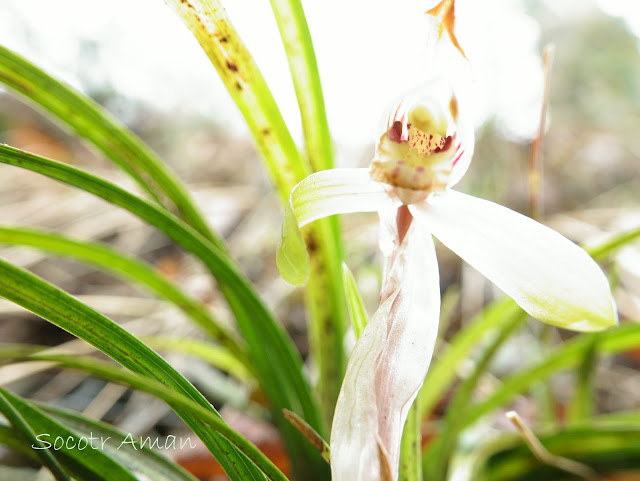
[277, 1, 617, 480]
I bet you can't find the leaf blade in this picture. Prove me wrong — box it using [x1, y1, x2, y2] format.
[0, 346, 286, 481]
[0, 260, 276, 481]
[0, 390, 73, 481]
[0, 45, 217, 244]
[0, 225, 248, 367]
[0, 143, 323, 474]
[465, 323, 640, 427]
[268, 0, 333, 172]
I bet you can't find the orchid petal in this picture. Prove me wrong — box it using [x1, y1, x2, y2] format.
[330, 290, 397, 481]
[411, 191, 617, 331]
[330, 214, 440, 481]
[277, 168, 390, 285]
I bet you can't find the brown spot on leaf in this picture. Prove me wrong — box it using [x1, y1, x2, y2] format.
[226, 60, 238, 72]
[306, 236, 318, 252]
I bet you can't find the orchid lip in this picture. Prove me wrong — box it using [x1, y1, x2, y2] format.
[369, 86, 465, 204]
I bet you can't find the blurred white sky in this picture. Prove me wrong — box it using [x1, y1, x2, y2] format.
[0, 0, 638, 153]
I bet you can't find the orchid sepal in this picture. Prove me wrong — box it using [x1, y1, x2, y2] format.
[410, 190, 618, 332]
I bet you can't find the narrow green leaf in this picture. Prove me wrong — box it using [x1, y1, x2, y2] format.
[0, 423, 37, 460]
[531, 324, 557, 428]
[0, 225, 249, 368]
[0, 346, 286, 481]
[423, 314, 525, 481]
[302, 215, 348, 429]
[143, 335, 254, 383]
[473, 426, 640, 481]
[567, 335, 599, 424]
[0, 260, 275, 481]
[399, 402, 422, 481]
[40, 405, 200, 481]
[0, 390, 72, 481]
[342, 262, 368, 339]
[418, 298, 525, 419]
[590, 410, 640, 426]
[162, 0, 347, 434]
[464, 323, 640, 428]
[0, 388, 146, 481]
[0, 45, 218, 244]
[0, 144, 323, 475]
[161, 0, 308, 202]
[268, 0, 333, 172]
[587, 226, 640, 260]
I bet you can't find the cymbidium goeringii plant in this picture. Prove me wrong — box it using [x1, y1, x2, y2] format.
[276, 1, 618, 480]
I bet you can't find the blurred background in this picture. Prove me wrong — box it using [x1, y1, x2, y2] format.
[0, 0, 639, 479]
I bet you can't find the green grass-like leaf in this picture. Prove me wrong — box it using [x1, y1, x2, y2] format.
[0, 260, 275, 481]
[0, 346, 286, 481]
[0, 387, 149, 481]
[399, 402, 423, 481]
[41, 405, 200, 481]
[423, 314, 525, 480]
[0, 225, 248, 367]
[472, 426, 640, 481]
[566, 336, 599, 424]
[143, 335, 254, 383]
[161, 0, 308, 202]
[0, 389, 73, 481]
[418, 298, 526, 419]
[268, 0, 333, 172]
[0, 143, 324, 475]
[162, 0, 347, 434]
[0, 45, 218, 245]
[464, 322, 640, 428]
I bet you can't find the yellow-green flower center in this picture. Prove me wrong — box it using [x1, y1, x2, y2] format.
[370, 102, 460, 204]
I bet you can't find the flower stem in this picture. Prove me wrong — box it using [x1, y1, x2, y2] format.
[528, 44, 554, 221]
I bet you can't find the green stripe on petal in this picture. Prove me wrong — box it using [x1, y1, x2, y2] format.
[410, 190, 617, 332]
[277, 169, 390, 285]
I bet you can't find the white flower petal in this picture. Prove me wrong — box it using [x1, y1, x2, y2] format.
[411, 190, 617, 331]
[330, 216, 440, 481]
[277, 168, 391, 285]
[289, 168, 391, 226]
[375, 216, 441, 476]
[330, 290, 396, 481]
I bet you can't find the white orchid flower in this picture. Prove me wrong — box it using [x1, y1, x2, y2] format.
[276, 1, 617, 480]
